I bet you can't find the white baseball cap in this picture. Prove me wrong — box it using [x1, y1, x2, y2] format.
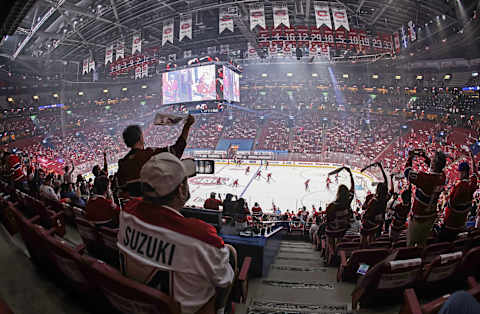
[140, 152, 196, 198]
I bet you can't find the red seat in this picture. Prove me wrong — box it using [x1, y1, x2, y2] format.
[421, 242, 452, 264]
[396, 247, 422, 260]
[337, 248, 390, 282]
[75, 217, 100, 255]
[97, 226, 120, 267]
[29, 198, 65, 236]
[459, 247, 480, 279]
[329, 241, 360, 266]
[400, 277, 480, 314]
[0, 297, 14, 314]
[369, 241, 391, 249]
[453, 238, 469, 252]
[393, 240, 407, 248]
[352, 257, 422, 308]
[79, 255, 182, 314]
[421, 251, 463, 284]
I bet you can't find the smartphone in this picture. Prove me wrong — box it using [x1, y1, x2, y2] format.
[195, 160, 215, 174]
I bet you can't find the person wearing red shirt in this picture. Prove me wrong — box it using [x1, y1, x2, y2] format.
[440, 157, 478, 241]
[85, 176, 119, 228]
[251, 202, 263, 218]
[389, 186, 412, 242]
[203, 192, 222, 210]
[404, 149, 446, 247]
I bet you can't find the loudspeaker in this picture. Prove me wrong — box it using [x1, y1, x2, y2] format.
[296, 47, 303, 60]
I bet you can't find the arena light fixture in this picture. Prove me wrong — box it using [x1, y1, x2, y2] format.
[53, 93, 58, 98]
[444, 74, 451, 80]
[395, 75, 401, 80]
[141, 85, 147, 89]
[286, 73, 293, 77]
[372, 74, 379, 79]
[473, 72, 479, 77]
[103, 89, 108, 93]
[7, 97, 13, 102]
[78, 91, 84, 96]
[122, 87, 128, 91]
[33, 95, 39, 100]
[416, 75, 423, 80]
[342, 74, 349, 78]
[312, 73, 318, 77]
[261, 73, 268, 77]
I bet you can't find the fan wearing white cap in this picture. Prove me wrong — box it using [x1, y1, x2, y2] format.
[440, 152, 478, 242]
[118, 152, 236, 314]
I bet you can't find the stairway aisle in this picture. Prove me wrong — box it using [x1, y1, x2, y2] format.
[239, 240, 355, 314]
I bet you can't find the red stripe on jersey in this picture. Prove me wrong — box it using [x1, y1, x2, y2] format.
[123, 199, 225, 249]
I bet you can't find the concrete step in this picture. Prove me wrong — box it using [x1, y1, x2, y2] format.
[273, 256, 324, 267]
[246, 298, 352, 314]
[267, 264, 340, 282]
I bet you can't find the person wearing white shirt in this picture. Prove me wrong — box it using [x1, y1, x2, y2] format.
[39, 176, 59, 201]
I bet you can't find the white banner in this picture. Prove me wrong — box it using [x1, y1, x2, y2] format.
[135, 66, 142, 79]
[105, 44, 113, 64]
[219, 7, 234, 33]
[273, 2, 290, 28]
[408, 21, 416, 42]
[247, 42, 258, 59]
[314, 1, 332, 29]
[331, 5, 349, 31]
[132, 34, 141, 54]
[250, 3, 266, 31]
[179, 14, 192, 41]
[116, 40, 124, 60]
[88, 58, 95, 72]
[82, 58, 88, 75]
[142, 63, 148, 78]
[401, 25, 408, 48]
[163, 18, 174, 46]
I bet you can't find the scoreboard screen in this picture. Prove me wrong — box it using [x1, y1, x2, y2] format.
[223, 65, 240, 102]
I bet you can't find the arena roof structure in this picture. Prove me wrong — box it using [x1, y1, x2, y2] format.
[0, 0, 479, 84]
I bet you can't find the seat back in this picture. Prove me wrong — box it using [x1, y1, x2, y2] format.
[75, 217, 100, 253]
[393, 240, 407, 248]
[423, 251, 463, 283]
[97, 226, 120, 267]
[39, 228, 92, 292]
[377, 258, 422, 290]
[396, 247, 422, 260]
[335, 241, 360, 257]
[460, 247, 480, 278]
[421, 242, 452, 264]
[369, 241, 391, 249]
[80, 255, 180, 314]
[453, 238, 468, 252]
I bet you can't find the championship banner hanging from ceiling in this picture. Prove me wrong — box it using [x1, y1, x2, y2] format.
[88, 57, 95, 72]
[408, 20, 416, 42]
[273, 2, 290, 29]
[105, 44, 113, 64]
[179, 14, 192, 41]
[250, 3, 266, 30]
[247, 42, 259, 59]
[219, 7, 234, 33]
[116, 40, 125, 60]
[163, 18, 174, 46]
[142, 63, 148, 78]
[314, 1, 332, 29]
[331, 5, 349, 31]
[135, 66, 142, 79]
[82, 58, 88, 74]
[132, 33, 142, 54]
[255, 26, 394, 57]
[401, 25, 408, 48]
[393, 31, 401, 54]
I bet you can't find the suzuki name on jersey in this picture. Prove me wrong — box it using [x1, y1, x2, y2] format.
[123, 225, 176, 266]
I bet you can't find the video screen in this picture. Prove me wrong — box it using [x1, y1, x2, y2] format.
[223, 66, 240, 102]
[162, 65, 216, 104]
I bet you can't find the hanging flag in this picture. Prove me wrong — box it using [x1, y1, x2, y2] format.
[142, 63, 148, 78]
[135, 66, 142, 79]
[250, 3, 266, 31]
[82, 59, 88, 75]
[331, 5, 349, 31]
[408, 21, 416, 42]
[401, 25, 408, 48]
[163, 18, 174, 46]
[247, 42, 258, 59]
[393, 31, 401, 54]
[132, 34, 142, 54]
[179, 14, 192, 41]
[105, 44, 113, 64]
[88, 58, 95, 72]
[219, 7, 234, 33]
[116, 40, 125, 60]
[314, 1, 332, 29]
[273, 2, 290, 28]
[184, 50, 192, 58]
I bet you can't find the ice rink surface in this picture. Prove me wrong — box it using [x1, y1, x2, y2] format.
[187, 162, 375, 212]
